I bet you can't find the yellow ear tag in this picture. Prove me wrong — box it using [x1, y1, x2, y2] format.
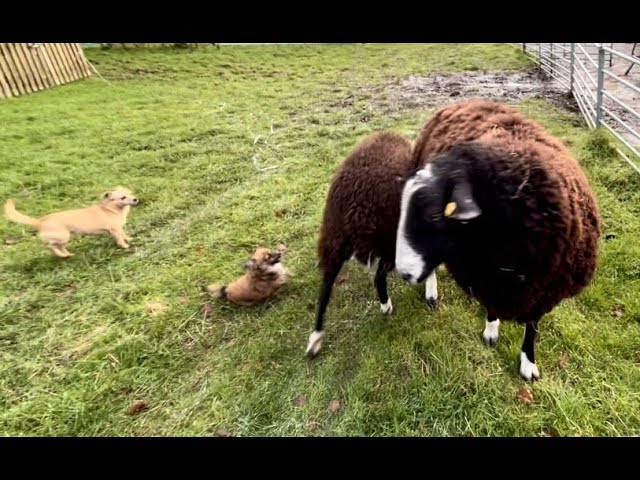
[444, 202, 457, 217]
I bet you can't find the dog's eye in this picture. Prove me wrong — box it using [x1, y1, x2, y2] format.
[121, 196, 126, 200]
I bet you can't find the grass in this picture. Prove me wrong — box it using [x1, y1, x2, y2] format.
[1, 43, 639, 437]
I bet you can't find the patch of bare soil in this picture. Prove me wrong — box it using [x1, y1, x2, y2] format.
[365, 70, 575, 116]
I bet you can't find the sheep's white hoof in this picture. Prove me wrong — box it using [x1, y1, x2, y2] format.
[425, 296, 438, 309]
[425, 272, 438, 309]
[380, 299, 393, 315]
[482, 319, 500, 347]
[519, 351, 540, 382]
[306, 330, 324, 358]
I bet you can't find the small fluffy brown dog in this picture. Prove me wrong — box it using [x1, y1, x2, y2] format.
[206, 246, 289, 305]
[3, 187, 139, 258]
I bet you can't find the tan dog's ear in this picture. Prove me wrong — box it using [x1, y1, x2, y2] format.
[244, 259, 256, 270]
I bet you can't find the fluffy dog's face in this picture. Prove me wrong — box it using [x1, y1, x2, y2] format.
[244, 247, 282, 271]
[103, 187, 139, 207]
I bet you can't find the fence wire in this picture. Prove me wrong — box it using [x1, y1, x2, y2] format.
[523, 43, 640, 175]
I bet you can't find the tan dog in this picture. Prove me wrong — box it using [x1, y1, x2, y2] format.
[3, 187, 139, 258]
[206, 246, 289, 305]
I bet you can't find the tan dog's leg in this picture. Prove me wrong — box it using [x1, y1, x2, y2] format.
[47, 242, 73, 258]
[109, 228, 130, 249]
[40, 227, 73, 258]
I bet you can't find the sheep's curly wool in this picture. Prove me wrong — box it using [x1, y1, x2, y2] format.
[412, 98, 601, 322]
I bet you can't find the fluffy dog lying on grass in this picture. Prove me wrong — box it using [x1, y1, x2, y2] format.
[205, 246, 290, 305]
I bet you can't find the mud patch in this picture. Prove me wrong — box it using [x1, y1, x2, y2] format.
[365, 70, 576, 116]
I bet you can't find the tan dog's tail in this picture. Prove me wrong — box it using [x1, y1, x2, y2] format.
[4, 199, 38, 227]
[206, 284, 227, 299]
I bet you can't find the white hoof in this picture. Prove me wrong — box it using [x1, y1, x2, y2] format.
[425, 271, 438, 308]
[482, 319, 500, 347]
[380, 299, 393, 315]
[306, 330, 324, 357]
[519, 351, 540, 381]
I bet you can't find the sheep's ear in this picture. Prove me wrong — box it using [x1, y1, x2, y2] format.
[446, 178, 481, 221]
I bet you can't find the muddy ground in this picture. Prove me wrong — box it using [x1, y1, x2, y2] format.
[364, 69, 576, 115]
[364, 43, 639, 149]
[221, 43, 640, 150]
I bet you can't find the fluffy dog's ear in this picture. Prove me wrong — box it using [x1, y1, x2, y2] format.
[103, 191, 111, 199]
[244, 259, 256, 270]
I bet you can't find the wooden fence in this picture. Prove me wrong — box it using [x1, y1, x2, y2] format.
[0, 43, 93, 99]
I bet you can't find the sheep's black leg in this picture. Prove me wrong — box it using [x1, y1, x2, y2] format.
[519, 320, 540, 381]
[306, 266, 341, 358]
[375, 260, 394, 315]
[482, 309, 500, 347]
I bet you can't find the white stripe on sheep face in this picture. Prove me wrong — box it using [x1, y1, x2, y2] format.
[395, 165, 433, 285]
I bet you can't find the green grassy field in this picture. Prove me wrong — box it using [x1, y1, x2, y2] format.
[1, 44, 639, 436]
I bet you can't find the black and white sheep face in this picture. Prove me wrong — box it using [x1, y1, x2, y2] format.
[395, 161, 482, 285]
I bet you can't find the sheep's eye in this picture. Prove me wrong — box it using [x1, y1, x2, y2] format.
[121, 196, 126, 200]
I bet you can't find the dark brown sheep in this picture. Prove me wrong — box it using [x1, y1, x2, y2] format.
[307, 131, 427, 357]
[395, 98, 601, 381]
